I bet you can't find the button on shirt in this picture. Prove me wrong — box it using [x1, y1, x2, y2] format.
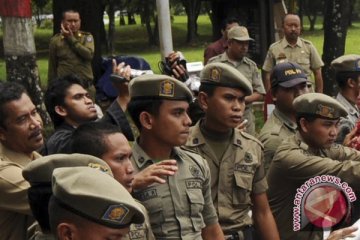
[131, 142, 218, 239]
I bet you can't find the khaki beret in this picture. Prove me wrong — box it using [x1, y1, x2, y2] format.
[129, 74, 193, 102]
[200, 62, 253, 96]
[227, 26, 254, 42]
[52, 167, 145, 228]
[271, 62, 308, 88]
[331, 54, 360, 72]
[23, 154, 113, 185]
[293, 93, 347, 119]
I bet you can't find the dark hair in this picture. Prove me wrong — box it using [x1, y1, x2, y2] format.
[199, 83, 216, 97]
[28, 185, 52, 232]
[62, 9, 80, 19]
[296, 114, 317, 131]
[71, 122, 123, 158]
[221, 17, 240, 30]
[48, 196, 85, 235]
[0, 81, 27, 128]
[127, 98, 163, 130]
[336, 72, 360, 89]
[45, 75, 84, 128]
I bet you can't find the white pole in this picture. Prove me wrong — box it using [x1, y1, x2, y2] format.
[156, 0, 173, 60]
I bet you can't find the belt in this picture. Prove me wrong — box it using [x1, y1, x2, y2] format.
[224, 225, 253, 240]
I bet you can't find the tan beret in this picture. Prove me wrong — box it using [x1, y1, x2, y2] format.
[293, 93, 347, 119]
[227, 26, 254, 41]
[129, 74, 193, 102]
[200, 62, 253, 96]
[52, 167, 145, 228]
[331, 54, 360, 72]
[23, 153, 113, 185]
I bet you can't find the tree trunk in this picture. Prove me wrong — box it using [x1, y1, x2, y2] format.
[308, 15, 317, 31]
[322, 0, 351, 96]
[107, 0, 116, 54]
[0, 1, 51, 125]
[181, 0, 201, 44]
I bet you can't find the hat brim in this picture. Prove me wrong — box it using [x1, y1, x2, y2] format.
[232, 37, 254, 42]
[278, 78, 307, 88]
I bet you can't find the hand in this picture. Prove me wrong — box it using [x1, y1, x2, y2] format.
[326, 226, 358, 240]
[112, 59, 131, 81]
[60, 23, 73, 38]
[132, 160, 178, 190]
[344, 127, 358, 148]
[167, 52, 189, 82]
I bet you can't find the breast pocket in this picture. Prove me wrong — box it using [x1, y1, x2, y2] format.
[297, 58, 310, 71]
[186, 189, 205, 231]
[233, 172, 254, 206]
[142, 198, 164, 232]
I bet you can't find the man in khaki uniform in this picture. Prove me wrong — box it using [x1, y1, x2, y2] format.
[0, 82, 43, 240]
[208, 26, 265, 136]
[331, 55, 360, 143]
[185, 62, 279, 240]
[71, 122, 156, 240]
[22, 153, 113, 240]
[258, 62, 309, 172]
[262, 14, 324, 92]
[267, 93, 360, 240]
[48, 10, 94, 91]
[48, 167, 145, 239]
[127, 74, 224, 239]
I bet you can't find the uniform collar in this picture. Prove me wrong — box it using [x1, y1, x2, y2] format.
[220, 51, 248, 66]
[132, 141, 181, 169]
[273, 107, 297, 131]
[0, 142, 41, 167]
[186, 120, 243, 148]
[336, 93, 360, 116]
[280, 37, 302, 49]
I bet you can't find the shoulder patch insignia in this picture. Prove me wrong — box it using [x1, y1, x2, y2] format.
[86, 35, 93, 42]
[244, 152, 253, 163]
[102, 205, 129, 223]
[159, 80, 174, 97]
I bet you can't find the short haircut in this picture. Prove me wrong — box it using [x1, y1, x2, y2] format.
[296, 114, 318, 131]
[0, 81, 27, 128]
[62, 9, 80, 19]
[221, 17, 240, 30]
[28, 185, 52, 232]
[71, 122, 123, 158]
[282, 13, 300, 26]
[199, 83, 216, 97]
[45, 75, 84, 128]
[336, 71, 360, 89]
[127, 99, 163, 130]
[48, 195, 85, 235]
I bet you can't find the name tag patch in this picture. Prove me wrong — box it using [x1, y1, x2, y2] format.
[135, 188, 158, 201]
[186, 179, 203, 189]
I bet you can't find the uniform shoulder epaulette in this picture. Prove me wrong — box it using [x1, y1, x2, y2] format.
[239, 131, 264, 148]
[208, 55, 221, 63]
[301, 38, 313, 45]
[178, 147, 207, 173]
[269, 40, 281, 48]
[243, 57, 257, 66]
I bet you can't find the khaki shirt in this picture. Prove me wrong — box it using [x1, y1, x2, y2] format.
[336, 93, 360, 143]
[184, 121, 268, 234]
[124, 201, 155, 240]
[0, 143, 41, 240]
[262, 37, 323, 84]
[131, 143, 218, 239]
[267, 133, 360, 240]
[258, 108, 297, 172]
[208, 52, 266, 136]
[48, 31, 94, 82]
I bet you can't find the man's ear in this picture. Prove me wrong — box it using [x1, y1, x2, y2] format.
[55, 105, 68, 117]
[197, 92, 209, 111]
[299, 118, 309, 133]
[348, 78, 356, 88]
[0, 127, 6, 142]
[139, 112, 154, 130]
[57, 223, 76, 240]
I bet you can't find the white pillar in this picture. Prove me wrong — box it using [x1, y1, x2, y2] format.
[156, 0, 173, 60]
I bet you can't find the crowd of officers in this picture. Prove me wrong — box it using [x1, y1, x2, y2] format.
[1, 9, 360, 240]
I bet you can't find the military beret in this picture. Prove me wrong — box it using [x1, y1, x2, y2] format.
[200, 62, 253, 96]
[52, 167, 145, 228]
[129, 74, 193, 102]
[293, 93, 348, 119]
[23, 154, 113, 185]
[271, 62, 308, 89]
[227, 26, 254, 42]
[331, 54, 360, 72]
